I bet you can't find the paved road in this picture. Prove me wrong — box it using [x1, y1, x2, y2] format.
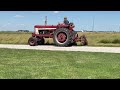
[0, 44, 120, 53]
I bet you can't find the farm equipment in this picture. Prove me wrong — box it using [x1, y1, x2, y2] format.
[28, 17, 88, 47]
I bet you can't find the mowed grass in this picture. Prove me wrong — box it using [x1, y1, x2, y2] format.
[0, 31, 120, 46]
[0, 48, 120, 79]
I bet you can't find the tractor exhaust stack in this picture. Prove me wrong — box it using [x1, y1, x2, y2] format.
[45, 16, 47, 25]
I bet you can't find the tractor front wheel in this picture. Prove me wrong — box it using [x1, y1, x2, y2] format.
[28, 37, 37, 46]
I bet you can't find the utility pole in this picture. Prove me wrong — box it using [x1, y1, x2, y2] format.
[92, 17, 95, 32]
[119, 25, 120, 32]
[45, 16, 47, 25]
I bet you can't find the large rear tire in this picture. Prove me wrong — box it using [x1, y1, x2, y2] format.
[28, 37, 38, 46]
[53, 28, 72, 47]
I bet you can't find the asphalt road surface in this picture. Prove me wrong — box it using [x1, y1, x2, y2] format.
[0, 44, 120, 53]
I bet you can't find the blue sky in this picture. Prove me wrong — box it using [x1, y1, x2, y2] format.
[0, 11, 120, 31]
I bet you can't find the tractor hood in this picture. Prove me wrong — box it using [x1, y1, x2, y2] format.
[34, 25, 57, 28]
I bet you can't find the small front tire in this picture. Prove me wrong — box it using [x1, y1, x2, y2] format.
[28, 37, 38, 46]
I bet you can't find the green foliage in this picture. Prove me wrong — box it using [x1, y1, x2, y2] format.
[99, 39, 111, 43]
[112, 39, 120, 44]
[99, 39, 120, 44]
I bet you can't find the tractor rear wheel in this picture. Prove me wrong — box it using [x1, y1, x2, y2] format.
[53, 28, 72, 47]
[28, 37, 38, 46]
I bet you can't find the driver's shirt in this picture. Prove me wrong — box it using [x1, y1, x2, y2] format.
[64, 20, 69, 25]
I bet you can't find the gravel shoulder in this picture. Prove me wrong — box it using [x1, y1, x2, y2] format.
[0, 44, 120, 53]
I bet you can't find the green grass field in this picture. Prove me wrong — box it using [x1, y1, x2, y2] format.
[78, 32, 120, 47]
[0, 48, 120, 79]
[0, 31, 120, 46]
[0, 32, 31, 44]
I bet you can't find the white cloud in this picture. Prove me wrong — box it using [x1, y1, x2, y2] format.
[1, 23, 11, 27]
[53, 11, 59, 14]
[15, 24, 26, 27]
[14, 15, 24, 18]
[19, 24, 25, 26]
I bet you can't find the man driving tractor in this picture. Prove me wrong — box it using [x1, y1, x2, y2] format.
[63, 17, 69, 25]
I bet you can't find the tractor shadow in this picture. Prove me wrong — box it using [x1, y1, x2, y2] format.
[41, 40, 87, 47]
[42, 42, 78, 47]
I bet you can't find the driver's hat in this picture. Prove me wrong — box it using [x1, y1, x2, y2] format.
[64, 17, 67, 19]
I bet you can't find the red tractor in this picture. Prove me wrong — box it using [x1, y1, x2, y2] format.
[28, 19, 88, 47]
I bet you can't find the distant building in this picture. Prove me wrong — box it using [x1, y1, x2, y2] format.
[76, 30, 88, 32]
[17, 30, 29, 32]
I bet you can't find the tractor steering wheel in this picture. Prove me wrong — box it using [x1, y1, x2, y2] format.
[69, 22, 74, 27]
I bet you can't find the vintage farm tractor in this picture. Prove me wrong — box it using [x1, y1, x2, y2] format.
[28, 17, 88, 47]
